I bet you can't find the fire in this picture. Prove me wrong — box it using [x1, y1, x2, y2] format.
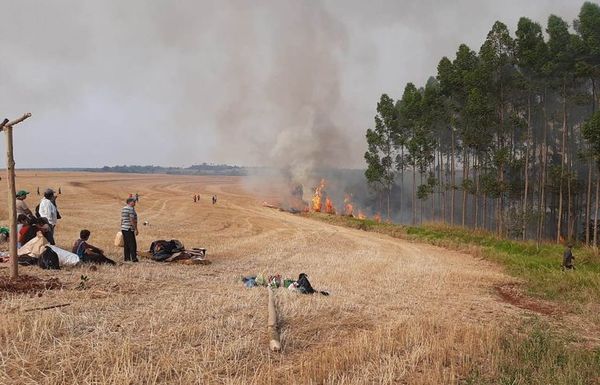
[373, 213, 381, 223]
[325, 197, 336, 214]
[344, 194, 354, 216]
[357, 210, 366, 220]
[312, 179, 326, 212]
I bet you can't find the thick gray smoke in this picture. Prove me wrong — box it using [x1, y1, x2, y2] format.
[215, 2, 350, 188]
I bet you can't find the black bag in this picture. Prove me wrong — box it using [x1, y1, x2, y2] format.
[150, 239, 185, 261]
[18, 255, 39, 266]
[297, 273, 316, 294]
[296, 273, 329, 296]
[38, 246, 60, 270]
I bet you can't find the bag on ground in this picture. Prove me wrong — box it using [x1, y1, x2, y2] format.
[49, 245, 80, 267]
[38, 246, 60, 270]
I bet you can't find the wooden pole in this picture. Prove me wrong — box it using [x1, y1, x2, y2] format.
[1, 113, 32, 279]
[267, 287, 281, 352]
[6, 125, 18, 279]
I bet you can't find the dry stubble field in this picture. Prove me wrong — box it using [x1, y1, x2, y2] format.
[0, 172, 578, 384]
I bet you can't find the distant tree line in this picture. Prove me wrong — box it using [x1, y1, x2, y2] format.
[87, 163, 246, 176]
[365, 2, 600, 245]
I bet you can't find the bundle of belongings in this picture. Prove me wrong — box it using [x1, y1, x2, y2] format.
[242, 273, 329, 296]
[148, 239, 209, 264]
[16, 231, 79, 269]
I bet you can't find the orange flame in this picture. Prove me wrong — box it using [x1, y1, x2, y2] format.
[373, 213, 381, 223]
[357, 210, 366, 220]
[312, 179, 326, 212]
[325, 196, 336, 214]
[344, 194, 354, 216]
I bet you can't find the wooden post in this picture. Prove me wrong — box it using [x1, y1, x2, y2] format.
[1, 113, 32, 279]
[267, 287, 281, 352]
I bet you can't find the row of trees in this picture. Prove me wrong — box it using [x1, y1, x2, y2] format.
[365, 2, 600, 244]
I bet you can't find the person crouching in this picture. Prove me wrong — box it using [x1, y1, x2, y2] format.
[72, 229, 116, 265]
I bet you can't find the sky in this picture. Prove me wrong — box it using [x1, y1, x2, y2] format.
[0, 0, 582, 170]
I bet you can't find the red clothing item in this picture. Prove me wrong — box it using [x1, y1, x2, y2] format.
[18, 225, 30, 244]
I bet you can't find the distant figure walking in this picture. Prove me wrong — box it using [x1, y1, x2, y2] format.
[38, 189, 58, 245]
[193, 195, 197, 203]
[36, 187, 40, 196]
[563, 244, 575, 270]
[135, 193, 139, 202]
[58, 187, 62, 195]
[212, 195, 217, 205]
[121, 197, 139, 262]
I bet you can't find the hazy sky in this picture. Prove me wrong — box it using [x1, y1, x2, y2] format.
[0, 0, 581, 169]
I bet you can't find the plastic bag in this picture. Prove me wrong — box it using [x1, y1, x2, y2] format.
[114, 231, 124, 247]
[48, 245, 80, 266]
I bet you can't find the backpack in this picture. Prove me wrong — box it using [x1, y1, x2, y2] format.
[38, 246, 60, 270]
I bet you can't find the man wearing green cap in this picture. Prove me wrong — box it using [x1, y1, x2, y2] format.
[16, 190, 34, 218]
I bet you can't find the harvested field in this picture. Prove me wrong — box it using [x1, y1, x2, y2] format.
[0, 172, 596, 384]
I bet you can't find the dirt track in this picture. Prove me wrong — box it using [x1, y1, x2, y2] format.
[0, 172, 539, 384]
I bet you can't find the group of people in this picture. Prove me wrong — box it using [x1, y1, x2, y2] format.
[15, 188, 137, 265]
[192, 194, 218, 204]
[16, 188, 60, 245]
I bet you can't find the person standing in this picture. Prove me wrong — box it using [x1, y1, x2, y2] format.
[563, 244, 575, 270]
[16, 190, 34, 218]
[121, 197, 139, 262]
[38, 188, 58, 245]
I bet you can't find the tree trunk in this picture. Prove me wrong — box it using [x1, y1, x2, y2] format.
[523, 90, 531, 240]
[595, 175, 599, 250]
[451, 128, 456, 226]
[474, 155, 479, 229]
[462, 149, 467, 227]
[557, 80, 567, 244]
[400, 147, 404, 223]
[587, 80, 596, 245]
[412, 163, 417, 225]
[439, 148, 445, 223]
[538, 87, 548, 245]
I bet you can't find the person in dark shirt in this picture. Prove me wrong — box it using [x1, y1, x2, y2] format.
[563, 244, 575, 270]
[72, 229, 115, 265]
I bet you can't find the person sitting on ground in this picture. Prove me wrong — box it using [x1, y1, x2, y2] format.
[16, 190, 34, 219]
[17, 214, 30, 248]
[72, 229, 116, 265]
[563, 243, 575, 270]
[19, 217, 51, 245]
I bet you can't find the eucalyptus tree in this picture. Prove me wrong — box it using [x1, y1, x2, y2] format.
[576, 1, 600, 244]
[412, 77, 447, 219]
[478, 21, 515, 235]
[515, 17, 548, 240]
[583, 110, 600, 247]
[399, 83, 425, 224]
[364, 94, 400, 219]
[546, 14, 578, 243]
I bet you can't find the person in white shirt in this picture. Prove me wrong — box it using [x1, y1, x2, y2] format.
[39, 188, 58, 245]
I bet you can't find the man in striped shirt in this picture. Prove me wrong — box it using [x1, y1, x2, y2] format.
[121, 197, 139, 262]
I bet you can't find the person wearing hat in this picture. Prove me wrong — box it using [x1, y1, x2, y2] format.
[121, 197, 139, 262]
[38, 188, 58, 245]
[16, 190, 34, 218]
